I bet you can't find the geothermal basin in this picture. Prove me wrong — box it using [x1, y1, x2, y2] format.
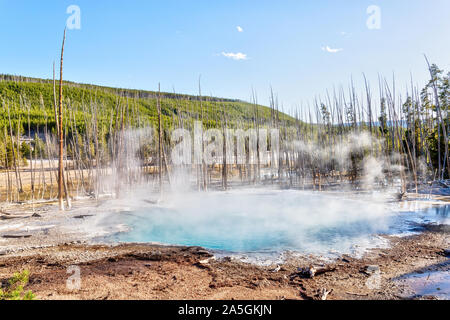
[96, 189, 449, 260]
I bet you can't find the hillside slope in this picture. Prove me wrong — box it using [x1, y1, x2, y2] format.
[0, 74, 297, 133]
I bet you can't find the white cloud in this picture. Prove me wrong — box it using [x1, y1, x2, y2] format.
[237, 26, 243, 32]
[321, 46, 343, 53]
[221, 52, 248, 60]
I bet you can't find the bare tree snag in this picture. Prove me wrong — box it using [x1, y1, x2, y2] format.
[58, 29, 66, 211]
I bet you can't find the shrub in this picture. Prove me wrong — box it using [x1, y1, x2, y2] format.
[0, 270, 36, 300]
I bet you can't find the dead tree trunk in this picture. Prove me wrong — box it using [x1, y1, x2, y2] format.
[58, 29, 66, 211]
[157, 83, 163, 193]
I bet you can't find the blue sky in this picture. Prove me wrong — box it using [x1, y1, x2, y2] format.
[0, 0, 449, 110]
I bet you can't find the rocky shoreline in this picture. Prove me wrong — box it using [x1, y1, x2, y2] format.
[0, 225, 447, 300]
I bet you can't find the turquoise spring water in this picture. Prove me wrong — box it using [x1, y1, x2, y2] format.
[102, 190, 449, 256]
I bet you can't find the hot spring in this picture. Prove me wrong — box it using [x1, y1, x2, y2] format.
[94, 189, 449, 260]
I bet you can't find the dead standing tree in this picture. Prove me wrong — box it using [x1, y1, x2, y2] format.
[157, 83, 163, 193]
[57, 29, 71, 211]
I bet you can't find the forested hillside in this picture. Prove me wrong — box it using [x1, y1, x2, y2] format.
[0, 74, 296, 134]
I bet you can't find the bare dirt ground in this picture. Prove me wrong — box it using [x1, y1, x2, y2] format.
[0, 226, 448, 300]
